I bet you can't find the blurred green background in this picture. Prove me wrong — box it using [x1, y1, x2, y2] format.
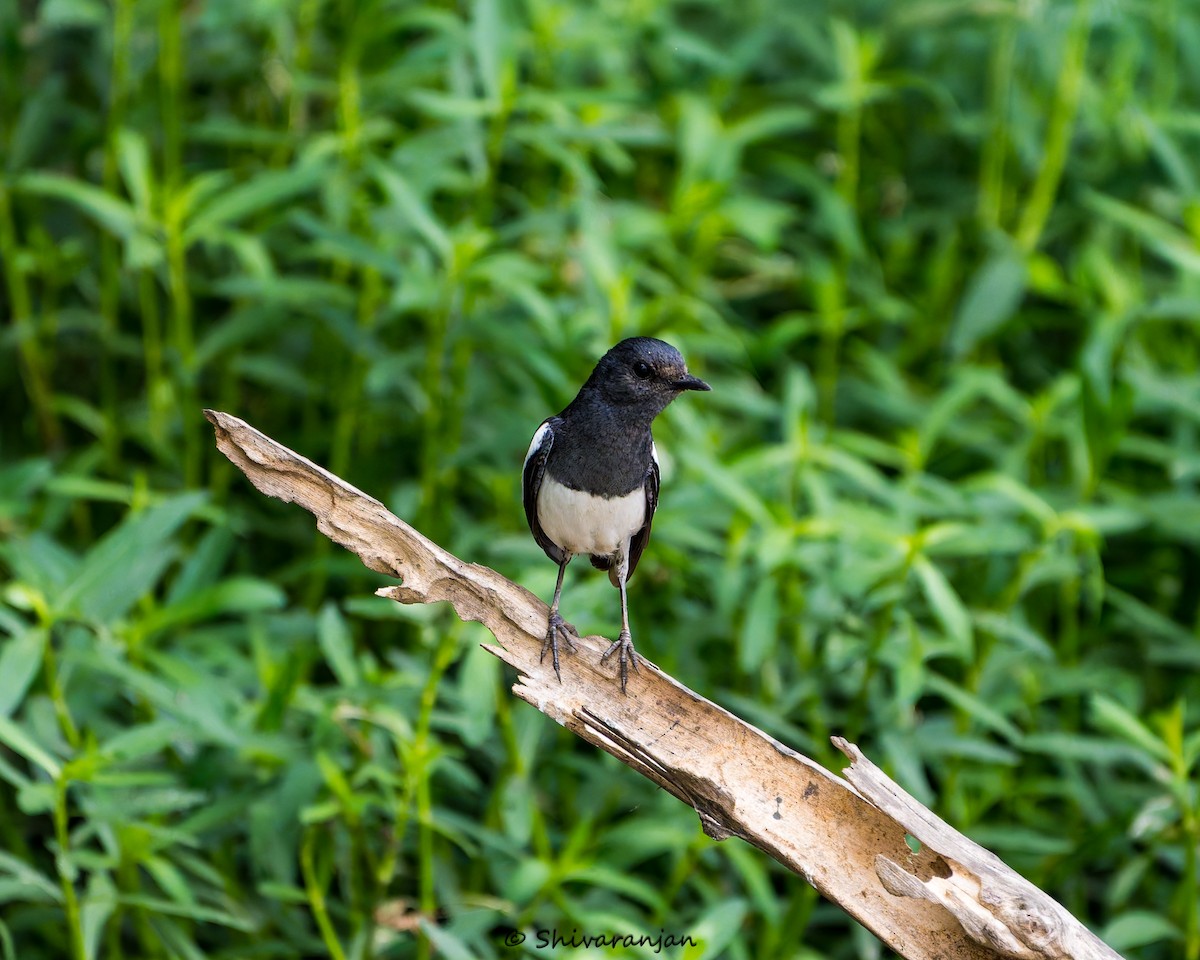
[2, 0, 1199, 957]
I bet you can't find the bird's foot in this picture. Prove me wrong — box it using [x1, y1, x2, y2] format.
[600, 629, 640, 694]
[540, 611, 576, 682]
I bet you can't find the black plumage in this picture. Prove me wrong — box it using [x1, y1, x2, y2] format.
[522, 337, 709, 691]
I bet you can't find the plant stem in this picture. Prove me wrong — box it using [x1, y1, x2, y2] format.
[53, 777, 85, 960]
[159, 0, 199, 487]
[0, 181, 61, 450]
[413, 625, 459, 960]
[302, 827, 348, 960]
[1173, 710, 1200, 960]
[43, 626, 80, 750]
[978, 14, 1017, 229]
[834, 22, 862, 210]
[98, 0, 134, 473]
[1015, 0, 1093, 252]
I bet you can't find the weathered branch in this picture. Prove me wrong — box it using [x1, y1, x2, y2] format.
[205, 409, 1123, 960]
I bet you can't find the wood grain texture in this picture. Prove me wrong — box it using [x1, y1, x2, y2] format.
[204, 409, 1124, 960]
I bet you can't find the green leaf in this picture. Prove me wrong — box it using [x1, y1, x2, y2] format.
[1021, 732, 1145, 767]
[142, 856, 196, 907]
[1108, 588, 1195, 648]
[183, 163, 324, 245]
[457, 641, 498, 748]
[912, 556, 972, 659]
[417, 920, 476, 960]
[1090, 695, 1172, 765]
[924, 674, 1022, 743]
[315, 752, 358, 822]
[1100, 911, 1181, 951]
[371, 160, 452, 260]
[316, 603, 359, 687]
[1084, 189, 1200, 274]
[499, 857, 549, 902]
[291, 211, 405, 278]
[470, 0, 506, 103]
[563, 863, 666, 912]
[719, 196, 793, 251]
[738, 575, 779, 672]
[58, 492, 206, 622]
[16, 172, 139, 239]
[1, 534, 79, 599]
[920, 521, 1033, 557]
[719, 842, 782, 926]
[0, 851, 62, 904]
[5, 76, 65, 174]
[165, 527, 235, 604]
[682, 897, 747, 960]
[0, 716, 61, 778]
[677, 95, 732, 189]
[116, 128, 154, 213]
[498, 774, 534, 847]
[114, 895, 256, 931]
[99, 721, 185, 763]
[43, 475, 133, 504]
[81, 872, 116, 960]
[407, 90, 500, 120]
[136, 578, 286, 638]
[728, 106, 815, 147]
[39, 0, 106, 28]
[967, 825, 1073, 856]
[949, 250, 1027, 356]
[256, 882, 307, 904]
[0, 627, 45, 718]
[0, 458, 52, 511]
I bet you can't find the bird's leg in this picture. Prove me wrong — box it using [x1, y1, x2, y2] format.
[600, 558, 640, 694]
[541, 557, 575, 681]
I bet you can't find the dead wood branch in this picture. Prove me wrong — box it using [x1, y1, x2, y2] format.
[205, 409, 1123, 960]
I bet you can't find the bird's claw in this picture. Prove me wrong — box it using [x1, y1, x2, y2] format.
[540, 611, 576, 682]
[600, 629, 640, 694]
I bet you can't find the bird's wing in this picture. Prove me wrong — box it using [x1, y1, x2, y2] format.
[624, 442, 660, 582]
[523, 418, 568, 564]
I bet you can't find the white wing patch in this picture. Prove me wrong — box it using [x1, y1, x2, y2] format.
[524, 421, 553, 469]
[537, 476, 645, 559]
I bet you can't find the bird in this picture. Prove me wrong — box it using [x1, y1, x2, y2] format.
[522, 337, 710, 692]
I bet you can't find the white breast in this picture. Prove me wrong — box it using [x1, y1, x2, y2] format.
[537, 476, 645, 559]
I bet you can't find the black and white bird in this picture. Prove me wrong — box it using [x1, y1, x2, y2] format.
[522, 337, 710, 692]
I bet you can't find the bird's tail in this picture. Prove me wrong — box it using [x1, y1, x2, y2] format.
[588, 554, 624, 587]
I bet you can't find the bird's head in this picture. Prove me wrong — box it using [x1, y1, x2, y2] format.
[587, 337, 710, 415]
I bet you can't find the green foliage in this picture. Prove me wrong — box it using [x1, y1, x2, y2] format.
[2, 0, 1199, 957]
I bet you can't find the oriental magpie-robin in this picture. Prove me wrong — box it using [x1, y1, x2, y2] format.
[523, 337, 710, 692]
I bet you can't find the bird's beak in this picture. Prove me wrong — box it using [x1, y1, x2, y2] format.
[673, 374, 711, 392]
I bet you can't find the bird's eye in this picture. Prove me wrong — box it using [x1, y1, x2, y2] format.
[632, 361, 652, 379]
